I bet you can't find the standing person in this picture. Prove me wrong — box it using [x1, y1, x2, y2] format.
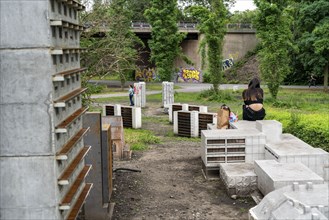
[128, 84, 134, 106]
[242, 77, 266, 121]
[308, 74, 316, 87]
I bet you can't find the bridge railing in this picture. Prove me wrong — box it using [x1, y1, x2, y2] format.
[131, 21, 198, 30]
[226, 23, 253, 29]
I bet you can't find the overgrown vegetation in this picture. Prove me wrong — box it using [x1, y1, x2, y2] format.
[81, 0, 142, 105]
[254, 0, 294, 99]
[124, 128, 161, 151]
[295, 0, 329, 91]
[144, 0, 187, 81]
[187, 0, 227, 93]
[94, 88, 329, 152]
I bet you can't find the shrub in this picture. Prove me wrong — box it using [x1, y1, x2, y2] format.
[124, 128, 161, 151]
[266, 109, 329, 151]
[86, 83, 106, 94]
[198, 89, 234, 102]
[202, 72, 211, 83]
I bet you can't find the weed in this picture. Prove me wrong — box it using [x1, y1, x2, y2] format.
[124, 128, 161, 151]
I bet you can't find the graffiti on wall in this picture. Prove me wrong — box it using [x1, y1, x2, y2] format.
[177, 67, 202, 83]
[222, 58, 234, 70]
[135, 68, 156, 82]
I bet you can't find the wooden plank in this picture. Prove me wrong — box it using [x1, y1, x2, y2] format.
[54, 88, 87, 107]
[58, 146, 91, 185]
[66, 183, 93, 220]
[52, 68, 87, 82]
[55, 107, 88, 133]
[61, 165, 92, 206]
[56, 128, 90, 160]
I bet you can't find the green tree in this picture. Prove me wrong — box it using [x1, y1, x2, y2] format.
[187, 0, 227, 92]
[228, 9, 258, 24]
[126, 0, 151, 21]
[81, 0, 142, 94]
[296, 0, 329, 91]
[254, 0, 294, 99]
[144, 0, 186, 81]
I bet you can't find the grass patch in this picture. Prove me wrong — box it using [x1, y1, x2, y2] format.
[93, 87, 328, 151]
[165, 130, 201, 142]
[143, 116, 169, 124]
[124, 128, 161, 151]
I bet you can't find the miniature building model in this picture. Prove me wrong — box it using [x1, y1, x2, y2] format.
[162, 81, 174, 107]
[249, 183, 329, 220]
[134, 82, 146, 107]
[0, 0, 91, 219]
[103, 104, 142, 129]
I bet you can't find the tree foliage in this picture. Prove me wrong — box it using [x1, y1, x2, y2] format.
[144, 0, 186, 81]
[81, 0, 142, 95]
[254, 0, 294, 99]
[187, 0, 227, 92]
[296, 0, 329, 90]
[228, 9, 258, 24]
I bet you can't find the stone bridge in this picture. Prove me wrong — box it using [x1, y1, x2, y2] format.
[131, 22, 258, 71]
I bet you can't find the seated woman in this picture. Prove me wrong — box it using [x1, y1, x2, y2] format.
[242, 77, 266, 121]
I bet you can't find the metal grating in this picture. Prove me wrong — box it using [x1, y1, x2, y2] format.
[177, 112, 191, 137]
[121, 107, 133, 128]
[227, 156, 245, 162]
[105, 105, 115, 116]
[207, 139, 225, 145]
[188, 106, 200, 111]
[198, 113, 214, 137]
[207, 157, 225, 162]
[227, 148, 245, 153]
[207, 148, 225, 154]
[172, 105, 183, 124]
[227, 139, 245, 144]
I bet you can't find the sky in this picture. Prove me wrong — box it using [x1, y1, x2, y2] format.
[229, 0, 257, 12]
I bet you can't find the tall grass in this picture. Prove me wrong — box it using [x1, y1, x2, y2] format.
[124, 128, 161, 151]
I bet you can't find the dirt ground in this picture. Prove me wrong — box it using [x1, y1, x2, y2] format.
[110, 103, 255, 220]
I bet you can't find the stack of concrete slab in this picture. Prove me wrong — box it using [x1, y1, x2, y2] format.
[103, 104, 142, 129]
[201, 129, 266, 178]
[219, 163, 257, 196]
[265, 134, 329, 181]
[249, 183, 329, 220]
[169, 103, 188, 123]
[201, 129, 265, 164]
[174, 110, 199, 137]
[254, 160, 324, 196]
[0, 1, 93, 219]
[134, 82, 146, 107]
[162, 81, 174, 108]
[188, 105, 208, 113]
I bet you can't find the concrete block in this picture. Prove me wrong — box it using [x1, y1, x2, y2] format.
[133, 82, 146, 107]
[230, 121, 257, 130]
[0, 157, 60, 219]
[162, 81, 174, 107]
[174, 110, 199, 137]
[0, 49, 52, 103]
[254, 160, 324, 196]
[264, 134, 329, 181]
[0, 1, 51, 48]
[168, 103, 181, 123]
[132, 107, 142, 129]
[220, 163, 257, 196]
[249, 183, 329, 220]
[0, 103, 53, 156]
[256, 120, 282, 143]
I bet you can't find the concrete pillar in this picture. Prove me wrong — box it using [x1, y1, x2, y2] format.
[162, 81, 174, 108]
[134, 82, 146, 108]
[0, 0, 89, 219]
